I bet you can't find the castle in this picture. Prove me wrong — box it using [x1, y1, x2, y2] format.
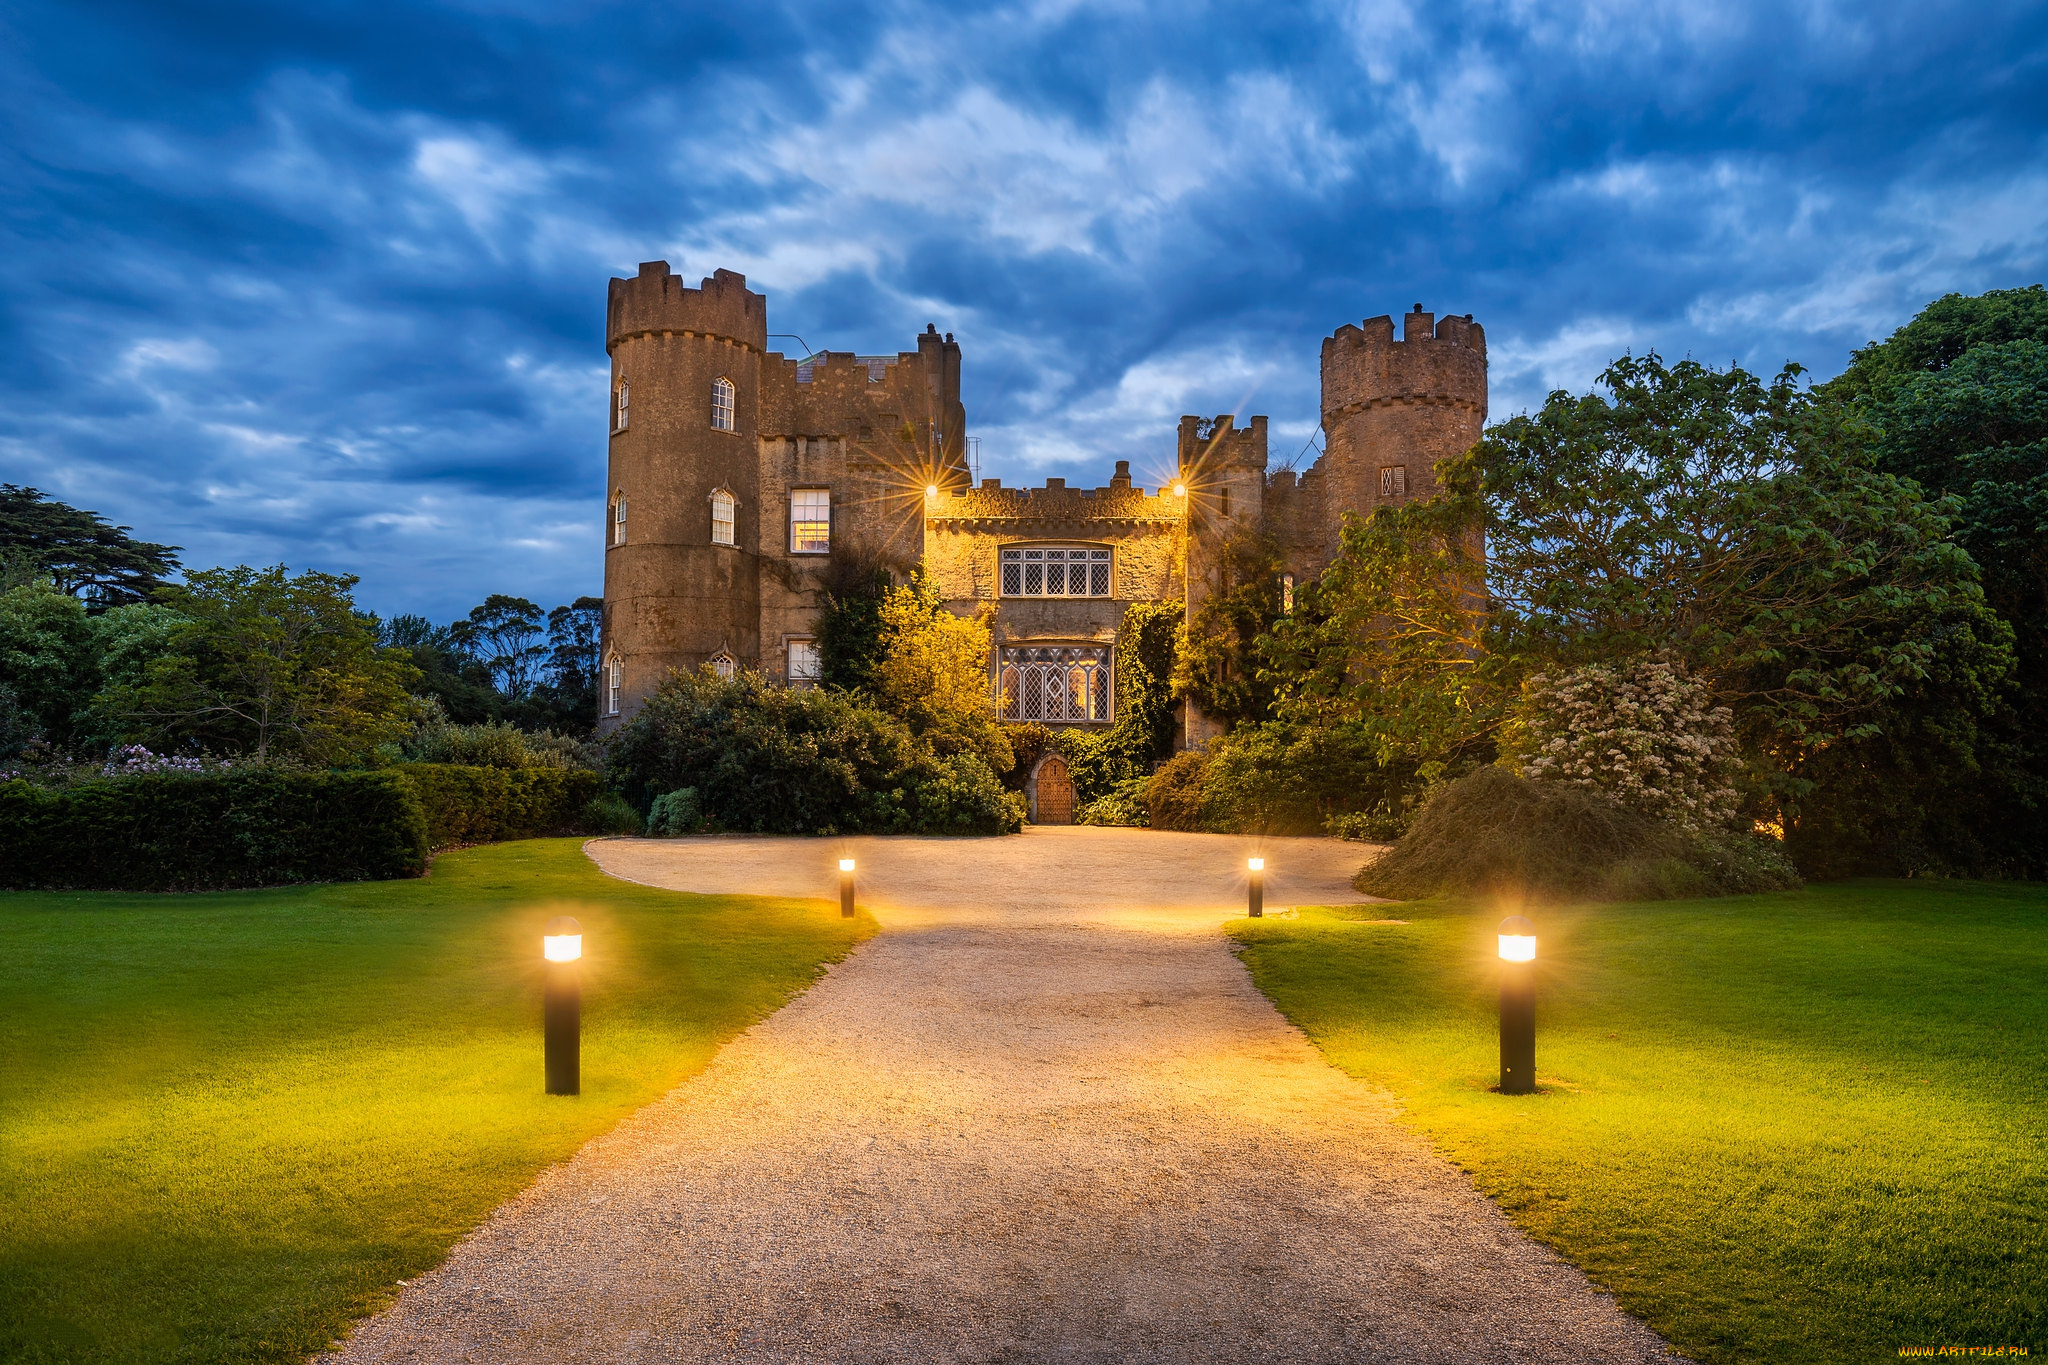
[598, 261, 1487, 814]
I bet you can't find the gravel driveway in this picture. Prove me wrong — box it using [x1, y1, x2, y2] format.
[325, 827, 1669, 1363]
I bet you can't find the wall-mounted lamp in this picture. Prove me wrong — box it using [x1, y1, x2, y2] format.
[543, 915, 582, 1096]
[925, 484, 939, 499]
[839, 858, 856, 918]
[1172, 482, 1187, 498]
[1498, 915, 1536, 1094]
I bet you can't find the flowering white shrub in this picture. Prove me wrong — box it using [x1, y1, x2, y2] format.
[1514, 657, 1740, 829]
[101, 745, 215, 777]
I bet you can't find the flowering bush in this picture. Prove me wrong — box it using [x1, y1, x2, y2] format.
[1512, 657, 1740, 829]
[101, 745, 218, 777]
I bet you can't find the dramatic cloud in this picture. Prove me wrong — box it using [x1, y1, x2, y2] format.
[1, 0, 2043, 618]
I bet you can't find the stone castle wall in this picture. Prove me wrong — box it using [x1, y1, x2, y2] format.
[598, 262, 1488, 741]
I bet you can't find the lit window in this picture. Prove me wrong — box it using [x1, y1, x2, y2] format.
[711, 376, 735, 432]
[612, 497, 626, 546]
[788, 637, 820, 686]
[1282, 573, 1295, 613]
[615, 382, 629, 432]
[710, 489, 735, 546]
[995, 646, 1110, 722]
[999, 546, 1110, 598]
[606, 657, 622, 715]
[711, 652, 737, 680]
[790, 488, 830, 554]
[1379, 465, 1407, 499]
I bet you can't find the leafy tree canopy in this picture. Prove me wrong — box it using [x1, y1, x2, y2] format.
[0, 485, 181, 607]
[1265, 354, 2013, 795]
[107, 565, 417, 764]
[1173, 528, 1284, 731]
[1826, 284, 2048, 401]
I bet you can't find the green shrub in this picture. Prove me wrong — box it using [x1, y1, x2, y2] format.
[607, 667, 1017, 836]
[647, 787, 703, 836]
[581, 790, 644, 836]
[1145, 749, 1210, 831]
[392, 764, 600, 849]
[0, 769, 429, 891]
[1077, 777, 1150, 827]
[1199, 721, 1416, 835]
[1323, 809, 1404, 842]
[906, 752, 1025, 835]
[1355, 766, 1800, 904]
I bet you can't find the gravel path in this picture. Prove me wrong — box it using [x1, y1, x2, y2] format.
[325, 828, 1669, 1363]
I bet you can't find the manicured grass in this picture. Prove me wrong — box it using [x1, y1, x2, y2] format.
[1230, 882, 2047, 1363]
[0, 839, 872, 1364]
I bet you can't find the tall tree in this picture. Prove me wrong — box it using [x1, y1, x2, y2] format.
[1264, 354, 2013, 856]
[448, 595, 547, 698]
[1817, 286, 2048, 874]
[109, 566, 416, 763]
[0, 486, 181, 607]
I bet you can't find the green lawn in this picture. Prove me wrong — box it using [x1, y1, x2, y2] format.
[1230, 881, 2047, 1363]
[0, 838, 872, 1364]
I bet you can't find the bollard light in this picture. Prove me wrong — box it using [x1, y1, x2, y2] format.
[1247, 857, 1264, 918]
[838, 858, 856, 918]
[543, 915, 582, 1096]
[1497, 914, 1536, 1095]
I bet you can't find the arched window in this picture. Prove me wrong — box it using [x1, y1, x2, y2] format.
[611, 495, 626, 546]
[710, 651, 737, 680]
[605, 655, 622, 715]
[615, 381, 629, 433]
[711, 376, 735, 432]
[709, 488, 735, 546]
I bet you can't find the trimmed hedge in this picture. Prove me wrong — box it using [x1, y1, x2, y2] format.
[393, 763, 601, 849]
[0, 769, 430, 891]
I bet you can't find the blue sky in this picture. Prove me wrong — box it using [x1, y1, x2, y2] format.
[3, 1, 2045, 622]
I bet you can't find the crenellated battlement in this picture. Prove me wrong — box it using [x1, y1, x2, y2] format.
[1321, 304, 1487, 425]
[606, 261, 768, 354]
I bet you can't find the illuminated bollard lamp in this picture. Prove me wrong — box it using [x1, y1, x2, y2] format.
[1497, 915, 1537, 1095]
[1247, 857, 1264, 918]
[543, 916, 582, 1096]
[839, 858, 856, 918]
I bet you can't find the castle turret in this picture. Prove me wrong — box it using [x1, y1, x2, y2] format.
[1318, 305, 1487, 554]
[601, 263, 767, 725]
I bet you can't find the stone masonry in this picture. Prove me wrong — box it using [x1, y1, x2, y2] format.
[599, 264, 1486, 753]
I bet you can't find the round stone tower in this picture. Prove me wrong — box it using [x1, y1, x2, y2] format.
[601, 262, 767, 724]
[1318, 305, 1487, 552]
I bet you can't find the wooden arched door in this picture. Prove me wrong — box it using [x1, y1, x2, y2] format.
[1034, 754, 1075, 824]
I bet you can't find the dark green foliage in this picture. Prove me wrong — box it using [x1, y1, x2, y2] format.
[391, 764, 600, 850]
[1356, 766, 1800, 903]
[1810, 288, 2048, 877]
[647, 786, 703, 836]
[1063, 601, 1182, 800]
[1199, 720, 1423, 835]
[1174, 529, 1284, 729]
[606, 667, 1020, 835]
[0, 769, 429, 890]
[1827, 284, 2048, 399]
[814, 556, 895, 692]
[581, 789, 644, 835]
[379, 614, 502, 724]
[1145, 749, 1210, 831]
[0, 583, 98, 751]
[381, 596, 602, 735]
[0, 485, 181, 607]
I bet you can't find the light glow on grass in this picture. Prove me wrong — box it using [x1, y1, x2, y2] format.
[0, 839, 873, 1363]
[1231, 882, 2048, 1364]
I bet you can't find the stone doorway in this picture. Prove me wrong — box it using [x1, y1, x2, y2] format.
[1031, 754, 1075, 824]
